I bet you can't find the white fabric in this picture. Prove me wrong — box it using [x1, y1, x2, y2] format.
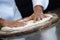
[0, 0, 49, 21]
[0, 0, 22, 21]
[32, 0, 49, 10]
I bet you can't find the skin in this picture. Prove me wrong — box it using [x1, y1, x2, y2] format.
[0, 5, 46, 27]
[22, 5, 46, 22]
[4, 21, 26, 28]
[14, 5, 47, 27]
[0, 19, 26, 27]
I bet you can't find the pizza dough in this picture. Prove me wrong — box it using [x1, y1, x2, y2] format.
[1, 14, 53, 32]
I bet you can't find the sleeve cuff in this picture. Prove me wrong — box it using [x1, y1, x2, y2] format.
[32, 0, 49, 10]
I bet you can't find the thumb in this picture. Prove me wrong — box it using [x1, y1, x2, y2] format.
[23, 17, 31, 22]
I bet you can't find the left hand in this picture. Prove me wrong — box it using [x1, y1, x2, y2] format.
[22, 5, 47, 22]
[4, 21, 26, 28]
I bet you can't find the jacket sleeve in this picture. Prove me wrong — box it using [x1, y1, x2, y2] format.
[32, 0, 49, 10]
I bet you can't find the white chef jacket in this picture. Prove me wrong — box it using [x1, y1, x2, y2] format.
[0, 0, 49, 21]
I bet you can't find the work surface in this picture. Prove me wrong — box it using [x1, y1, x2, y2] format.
[46, 8, 60, 40]
[0, 13, 59, 38]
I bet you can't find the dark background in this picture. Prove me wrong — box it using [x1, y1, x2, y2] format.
[15, 0, 60, 18]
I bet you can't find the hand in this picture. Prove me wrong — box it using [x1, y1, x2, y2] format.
[22, 5, 47, 22]
[4, 21, 26, 28]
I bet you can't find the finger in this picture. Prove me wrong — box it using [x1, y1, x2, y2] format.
[36, 12, 43, 20]
[33, 14, 38, 22]
[44, 14, 48, 18]
[37, 17, 41, 21]
[35, 13, 40, 21]
[39, 13, 45, 19]
[34, 14, 40, 21]
[38, 13, 42, 20]
[23, 14, 34, 22]
[37, 13, 41, 21]
[19, 18, 30, 22]
[41, 14, 45, 18]
[33, 16, 37, 22]
[40, 12, 47, 18]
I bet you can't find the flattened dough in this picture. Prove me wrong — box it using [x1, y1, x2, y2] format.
[1, 14, 53, 32]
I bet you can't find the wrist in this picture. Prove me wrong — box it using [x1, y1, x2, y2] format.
[34, 5, 43, 13]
